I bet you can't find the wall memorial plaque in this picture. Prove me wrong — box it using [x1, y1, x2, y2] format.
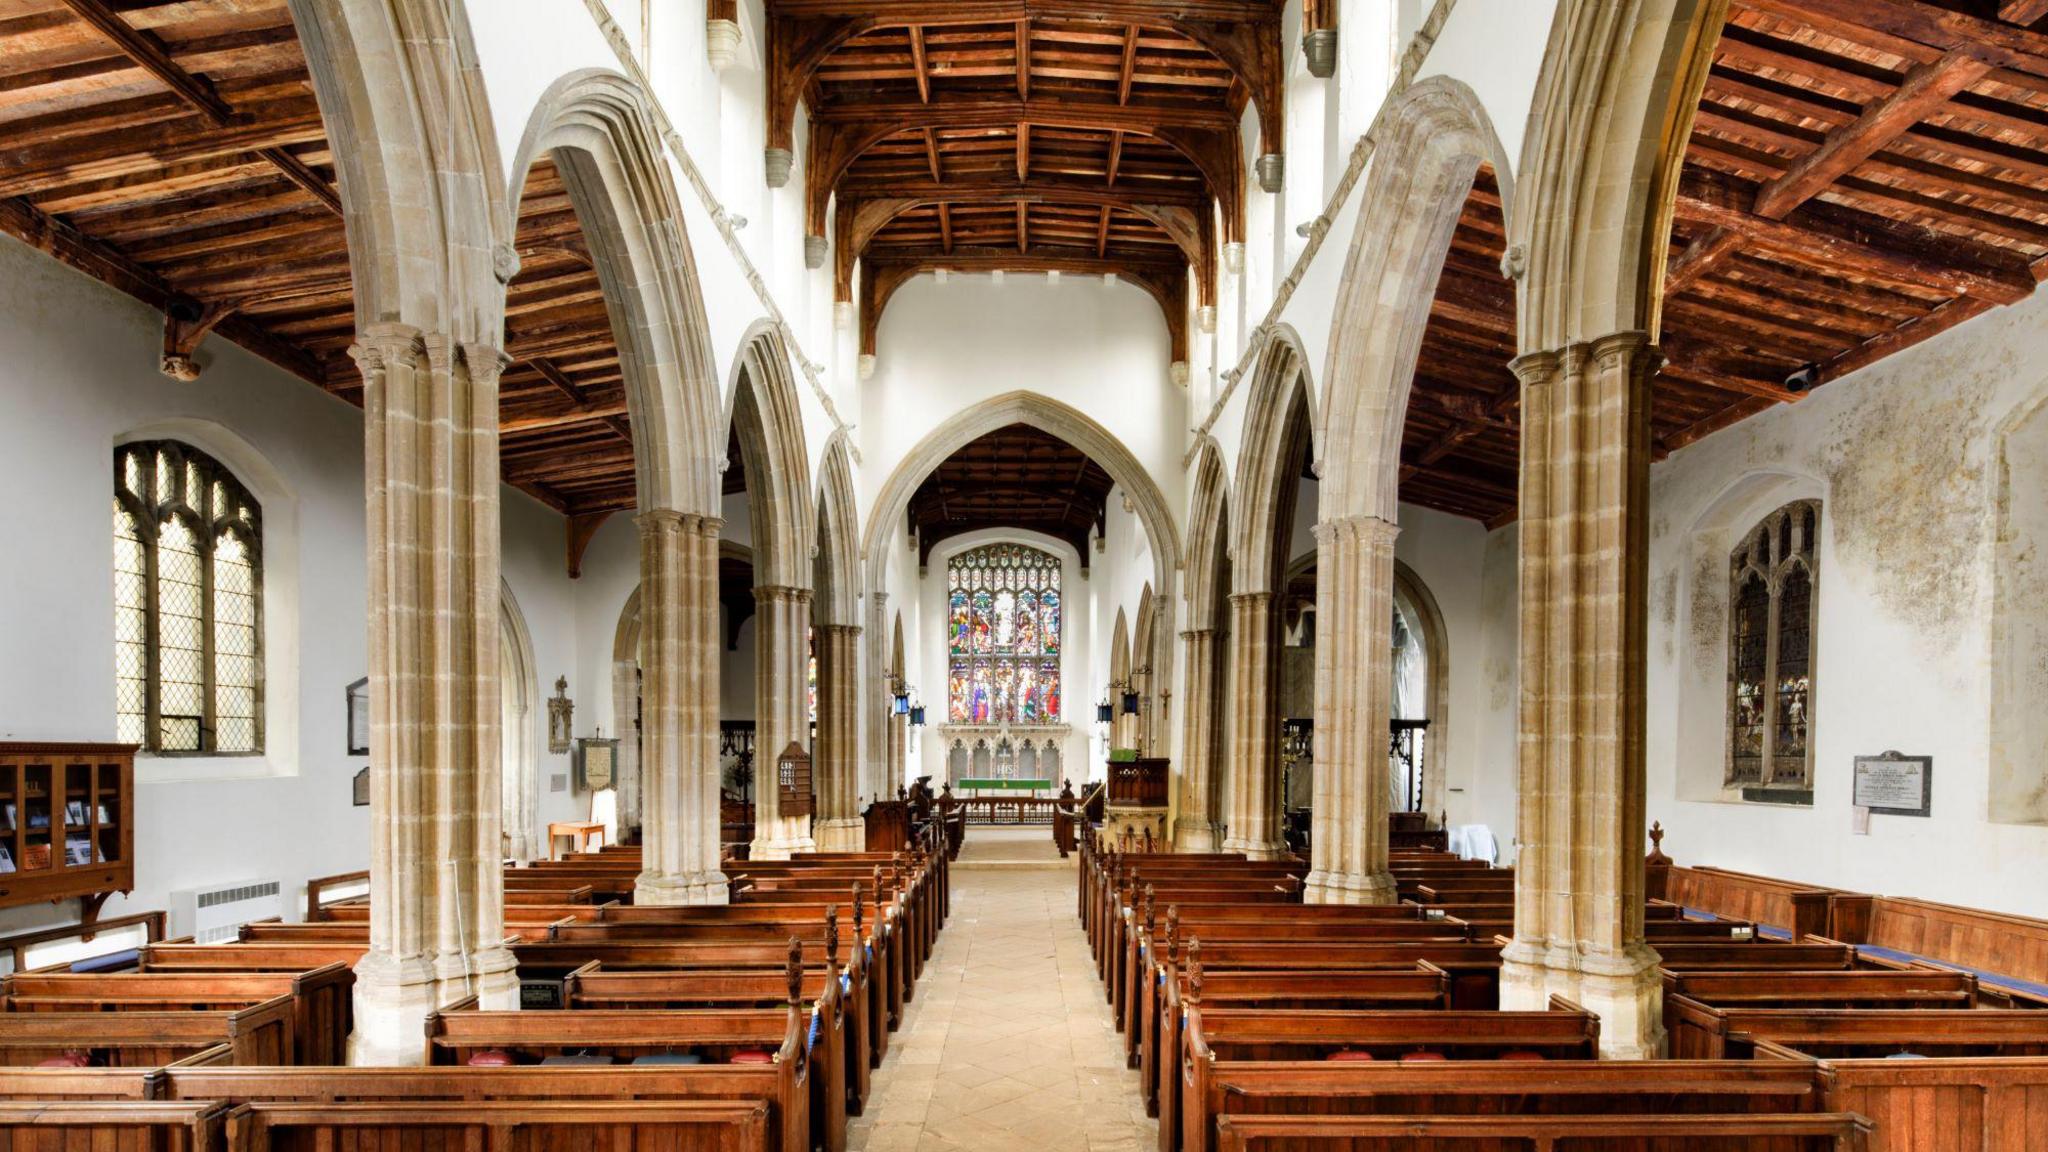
[1852, 751, 1931, 818]
[345, 678, 370, 756]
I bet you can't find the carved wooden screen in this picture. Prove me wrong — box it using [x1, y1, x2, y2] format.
[947, 543, 1061, 724]
[1726, 500, 1819, 792]
[112, 441, 263, 755]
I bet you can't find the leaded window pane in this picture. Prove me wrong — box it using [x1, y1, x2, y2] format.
[112, 442, 264, 755]
[1726, 500, 1819, 794]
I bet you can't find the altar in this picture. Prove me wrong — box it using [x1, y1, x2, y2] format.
[954, 776, 1055, 797]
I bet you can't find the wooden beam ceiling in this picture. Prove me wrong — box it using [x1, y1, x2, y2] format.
[1400, 1, 2048, 527]
[0, 2, 640, 523]
[907, 422, 1114, 565]
[774, 0, 1281, 362]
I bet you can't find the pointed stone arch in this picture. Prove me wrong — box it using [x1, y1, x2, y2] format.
[498, 579, 540, 864]
[1131, 584, 1158, 753]
[859, 392, 1182, 796]
[509, 69, 725, 518]
[811, 432, 863, 848]
[610, 584, 644, 838]
[1234, 331, 1318, 595]
[1110, 606, 1132, 738]
[1177, 439, 1232, 849]
[728, 324, 817, 857]
[1319, 76, 1514, 524]
[288, 0, 508, 339]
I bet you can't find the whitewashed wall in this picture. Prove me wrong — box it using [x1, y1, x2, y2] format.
[0, 238, 579, 933]
[1644, 285, 2048, 919]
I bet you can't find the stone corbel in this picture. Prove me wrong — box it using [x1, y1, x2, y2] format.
[159, 298, 234, 382]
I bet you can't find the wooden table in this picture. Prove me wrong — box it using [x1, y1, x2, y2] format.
[546, 820, 607, 860]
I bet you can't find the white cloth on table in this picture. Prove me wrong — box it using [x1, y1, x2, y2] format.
[1454, 824, 1498, 864]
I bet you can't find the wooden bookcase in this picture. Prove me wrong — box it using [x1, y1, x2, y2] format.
[0, 743, 135, 911]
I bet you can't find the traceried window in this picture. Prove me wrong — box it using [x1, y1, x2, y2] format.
[947, 544, 1061, 724]
[1727, 500, 1818, 795]
[113, 442, 264, 755]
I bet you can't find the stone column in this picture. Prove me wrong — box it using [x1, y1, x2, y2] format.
[635, 510, 727, 906]
[1499, 332, 1664, 1059]
[1305, 515, 1398, 904]
[752, 584, 817, 858]
[350, 326, 517, 1065]
[1220, 591, 1286, 858]
[813, 623, 864, 849]
[1174, 628, 1222, 850]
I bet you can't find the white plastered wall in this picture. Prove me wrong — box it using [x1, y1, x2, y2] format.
[0, 236, 580, 933]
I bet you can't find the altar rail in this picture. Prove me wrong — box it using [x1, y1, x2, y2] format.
[944, 797, 1061, 825]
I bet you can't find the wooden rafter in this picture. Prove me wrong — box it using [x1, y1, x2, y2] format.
[908, 25, 931, 101]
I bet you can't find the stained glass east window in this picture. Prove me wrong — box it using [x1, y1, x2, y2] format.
[113, 442, 264, 755]
[947, 544, 1061, 724]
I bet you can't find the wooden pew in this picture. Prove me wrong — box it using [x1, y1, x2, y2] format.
[1752, 1037, 2048, 1152]
[565, 964, 873, 1118]
[1664, 969, 1978, 1011]
[423, 990, 820, 1152]
[1669, 1003, 2048, 1060]
[0, 1100, 227, 1150]
[1211, 1112, 1872, 1151]
[3, 962, 354, 1064]
[1179, 998, 1601, 1152]
[0, 996, 293, 1066]
[225, 1099, 772, 1152]
[0, 1049, 229, 1100]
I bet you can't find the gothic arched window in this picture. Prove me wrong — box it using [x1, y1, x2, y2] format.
[947, 543, 1061, 724]
[113, 441, 264, 755]
[1727, 500, 1818, 794]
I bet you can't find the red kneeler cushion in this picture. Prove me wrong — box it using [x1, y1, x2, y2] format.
[466, 1049, 516, 1067]
[1498, 1051, 1547, 1061]
[728, 1049, 775, 1064]
[1399, 1051, 1448, 1062]
[35, 1052, 91, 1069]
[1326, 1050, 1376, 1062]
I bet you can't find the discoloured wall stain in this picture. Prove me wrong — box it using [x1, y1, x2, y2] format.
[1816, 361, 1992, 643]
[1482, 525, 1516, 710]
[1687, 548, 1723, 672]
[1654, 564, 1678, 662]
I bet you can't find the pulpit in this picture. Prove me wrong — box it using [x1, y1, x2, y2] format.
[1102, 756, 1169, 847]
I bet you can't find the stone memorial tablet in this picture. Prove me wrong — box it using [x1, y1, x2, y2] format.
[1852, 752, 1931, 817]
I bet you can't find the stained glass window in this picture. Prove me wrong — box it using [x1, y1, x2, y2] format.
[113, 442, 264, 755]
[947, 543, 1061, 723]
[1726, 500, 1818, 795]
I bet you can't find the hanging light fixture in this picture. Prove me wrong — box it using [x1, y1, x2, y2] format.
[909, 703, 927, 727]
[1096, 697, 1114, 724]
[1121, 687, 1141, 715]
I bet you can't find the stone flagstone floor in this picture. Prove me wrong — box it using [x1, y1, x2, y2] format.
[847, 857, 1155, 1151]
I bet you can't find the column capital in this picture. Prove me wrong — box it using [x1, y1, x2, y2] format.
[1177, 627, 1216, 642]
[754, 583, 813, 606]
[818, 622, 863, 639]
[1312, 513, 1399, 548]
[1226, 590, 1272, 609]
[636, 508, 724, 538]
[349, 323, 426, 373]
[460, 342, 512, 385]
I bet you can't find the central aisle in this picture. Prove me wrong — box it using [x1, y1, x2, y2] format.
[848, 857, 1156, 1152]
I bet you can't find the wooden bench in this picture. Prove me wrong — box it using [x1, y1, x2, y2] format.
[0, 1100, 227, 1150]
[1752, 1037, 2048, 1152]
[3, 962, 354, 1064]
[423, 995, 819, 1152]
[226, 1099, 772, 1152]
[0, 996, 293, 1066]
[1211, 1112, 1872, 1151]
[1664, 969, 1978, 1011]
[565, 964, 873, 1117]
[1179, 998, 1601, 1152]
[1669, 1003, 2048, 1060]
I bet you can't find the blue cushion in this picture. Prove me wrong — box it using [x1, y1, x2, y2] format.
[632, 1052, 703, 1065]
[70, 949, 139, 974]
[1851, 942, 2048, 1001]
